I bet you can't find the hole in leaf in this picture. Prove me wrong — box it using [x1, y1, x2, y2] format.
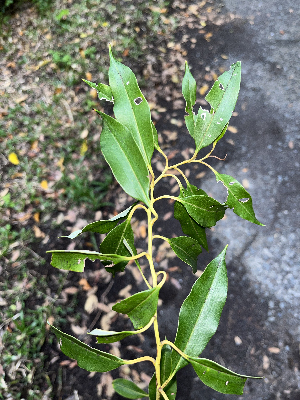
[203, 371, 206, 375]
[134, 97, 143, 105]
[238, 198, 250, 203]
[225, 381, 229, 386]
[217, 122, 221, 124]
[220, 117, 223, 121]
[229, 182, 235, 185]
[126, 81, 129, 85]
[219, 83, 225, 90]
[201, 113, 206, 120]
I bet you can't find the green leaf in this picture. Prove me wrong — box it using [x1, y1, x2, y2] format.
[47, 250, 126, 272]
[192, 62, 241, 152]
[109, 47, 154, 166]
[113, 379, 149, 399]
[178, 195, 226, 228]
[174, 184, 208, 250]
[215, 172, 264, 226]
[151, 121, 159, 149]
[182, 61, 197, 114]
[62, 203, 137, 239]
[89, 329, 135, 344]
[168, 236, 202, 273]
[171, 246, 228, 374]
[100, 219, 136, 274]
[148, 374, 156, 400]
[112, 287, 160, 329]
[161, 344, 177, 400]
[49, 324, 124, 372]
[188, 357, 261, 395]
[82, 79, 113, 102]
[97, 111, 150, 207]
[174, 202, 208, 251]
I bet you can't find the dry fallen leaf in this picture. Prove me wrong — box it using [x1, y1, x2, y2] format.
[227, 125, 238, 134]
[71, 324, 87, 335]
[268, 347, 280, 354]
[84, 294, 99, 314]
[234, 336, 242, 345]
[79, 278, 92, 291]
[199, 84, 209, 96]
[263, 355, 270, 370]
[118, 284, 132, 298]
[33, 225, 46, 238]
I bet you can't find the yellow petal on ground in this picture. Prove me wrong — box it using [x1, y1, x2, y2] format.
[199, 84, 209, 96]
[80, 140, 88, 156]
[8, 152, 19, 165]
[40, 180, 48, 190]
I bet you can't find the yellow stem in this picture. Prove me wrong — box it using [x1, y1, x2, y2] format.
[124, 356, 156, 366]
[159, 388, 170, 400]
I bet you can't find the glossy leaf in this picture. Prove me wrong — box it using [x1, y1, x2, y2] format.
[174, 184, 208, 250]
[89, 329, 135, 344]
[171, 246, 228, 374]
[50, 324, 124, 372]
[112, 287, 160, 329]
[215, 172, 264, 226]
[82, 79, 113, 102]
[182, 61, 197, 114]
[191, 62, 241, 152]
[161, 344, 177, 400]
[62, 203, 137, 239]
[148, 374, 156, 400]
[174, 202, 208, 251]
[168, 236, 202, 273]
[47, 250, 126, 272]
[97, 110, 151, 207]
[188, 357, 261, 395]
[178, 195, 226, 228]
[109, 47, 154, 166]
[113, 379, 149, 399]
[100, 219, 136, 274]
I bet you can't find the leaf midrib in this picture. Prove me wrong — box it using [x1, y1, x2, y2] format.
[172, 256, 223, 373]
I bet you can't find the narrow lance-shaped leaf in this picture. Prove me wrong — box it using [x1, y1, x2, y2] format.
[174, 201, 208, 251]
[174, 185, 208, 250]
[109, 47, 154, 166]
[113, 379, 149, 399]
[182, 61, 197, 115]
[178, 195, 226, 228]
[160, 344, 177, 400]
[97, 111, 151, 207]
[187, 357, 262, 395]
[82, 79, 113, 102]
[47, 250, 127, 273]
[89, 318, 152, 344]
[61, 203, 137, 239]
[49, 324, 125, 372]
[191, 62, 241, 153]
[112, 287, 160, 329]
[171, 246, 228, 374]
[100, 218, 136, 275]
[215, 172, 264, 226]
[168, 236, 202, 273]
